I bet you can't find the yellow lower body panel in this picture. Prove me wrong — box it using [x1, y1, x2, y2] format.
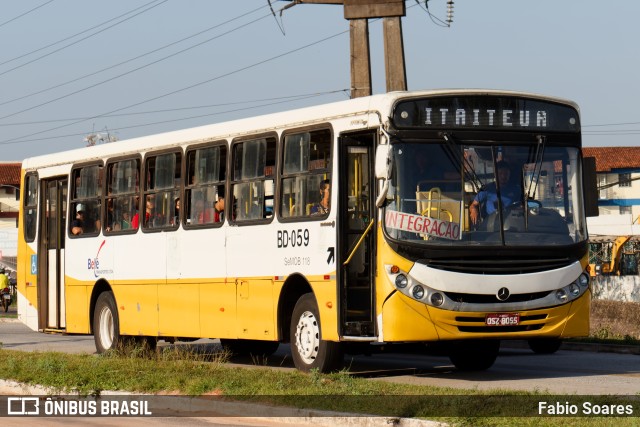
[426, 291, 590, 341]
[561, 289, 591, 338]
[114, 283, 159, 336]
[380, 291, 440, 342]
[381, 290, 590, 342]
[64, 279, 90, 334]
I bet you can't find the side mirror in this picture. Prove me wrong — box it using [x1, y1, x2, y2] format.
[375, 145, 391, 179]
[582, 157, 599, 217]
[375, 145, 392, 208]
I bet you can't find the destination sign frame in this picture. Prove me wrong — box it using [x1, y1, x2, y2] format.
[392, 96, 580, 133]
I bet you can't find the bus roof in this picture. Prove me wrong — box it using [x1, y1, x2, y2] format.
[22, 89, 578, 170]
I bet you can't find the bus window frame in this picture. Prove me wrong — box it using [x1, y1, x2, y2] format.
[183, 140, 228, 230]
[277, 125, 333, 223]
[104, 154, 142, 236]
[22, 172, 39, 243]
[229, 132, 278, 226]
[68, 161, 104, 239]
[141, 148, 183, 233]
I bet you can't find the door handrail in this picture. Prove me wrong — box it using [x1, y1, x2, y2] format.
[343, 219, 374, 266]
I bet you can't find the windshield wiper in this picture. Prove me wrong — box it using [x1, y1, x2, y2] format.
[440, 132, 484, 192]
[526, 135, 546, 200]
[523, 135, 546, 230]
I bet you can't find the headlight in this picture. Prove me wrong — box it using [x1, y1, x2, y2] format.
[556, 289, 568, 302]
[569, 283, 580, 297]
[395, 274, 408, 289]
[430, 292, 444, 307]
[412, 285, 425, 300]
[578, 273, 589, 287]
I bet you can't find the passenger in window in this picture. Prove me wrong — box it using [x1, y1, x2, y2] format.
[71, 204, 85, 235]
[141, 195, 162, 228]
[213, 196, 224, 223]
[106, 199, 116, 232]
[311, 179, 331, 215]
[121, 211, 132, 230]
[173, 198, 181, 226]
[131, 197, 141, 229]
[193, 196, 211, 224]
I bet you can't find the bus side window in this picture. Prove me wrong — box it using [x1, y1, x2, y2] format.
[69, 164, 103, 237]
[279, 129, 332, 219]
[23, 174, 38, 242]
[185, 143, 226, 227]
[231, 137, 276, 223]
[143, 151, 182, 230]
[106, 158, 140, 234]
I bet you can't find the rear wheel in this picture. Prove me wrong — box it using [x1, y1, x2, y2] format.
[528, 338, 562, 354]
[220, 339, 279, 356]
[93, 292, 121, 353]
[290, 293, 342, 373]
[448, 339, 500, 371]
[2, 299, 9, 312]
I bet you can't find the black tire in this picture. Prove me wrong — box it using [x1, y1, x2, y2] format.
[448, 339, 500, 371]
[290, 293, 343, 373]
[2, 299, 8, 313]
[93, 292, 123, 353]
[220, 339, 279, 356]
[528, 338, 562, 354]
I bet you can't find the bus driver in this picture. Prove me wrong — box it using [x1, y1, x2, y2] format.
[469, 160, 520, 225]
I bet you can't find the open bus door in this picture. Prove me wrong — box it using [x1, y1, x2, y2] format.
[338, 132, 376, 337]
[37, 177, 68, 331]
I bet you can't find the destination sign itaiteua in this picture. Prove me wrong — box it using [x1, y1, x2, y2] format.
[392, 96, 580, 132]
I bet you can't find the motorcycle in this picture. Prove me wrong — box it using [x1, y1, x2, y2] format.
[1, 286, 11, 313]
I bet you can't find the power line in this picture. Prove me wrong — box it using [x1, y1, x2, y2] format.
[0, 0, 54, 29]
[0, 0, 168, 76]
[0, 90, 349, 126]
[0, 2, 269, 108]
[0, 27, 349, 146]
[0, 89, 348, 145]
[0, 4, 275, 121]
[583, 121, 640, 128]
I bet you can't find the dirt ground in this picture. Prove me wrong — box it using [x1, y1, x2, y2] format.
[590, 299, 640, 340]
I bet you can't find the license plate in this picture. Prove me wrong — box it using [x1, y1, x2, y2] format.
[2, 294, 10, 300]
[485, 313, 520, 326]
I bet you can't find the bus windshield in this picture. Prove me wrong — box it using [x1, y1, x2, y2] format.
[384, 140, 587, 246]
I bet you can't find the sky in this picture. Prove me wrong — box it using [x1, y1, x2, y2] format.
[0, 0, 638, 161]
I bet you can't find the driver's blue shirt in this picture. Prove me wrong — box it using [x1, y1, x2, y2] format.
[474, 183, 520, 216]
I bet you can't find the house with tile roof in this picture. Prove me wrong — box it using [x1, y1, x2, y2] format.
[582, 147, 640, 236]
[0, 162, 21, 270]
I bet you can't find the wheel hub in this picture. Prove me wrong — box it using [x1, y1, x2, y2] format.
[98, 306, 114, 350]
[295, 310, 319, 364]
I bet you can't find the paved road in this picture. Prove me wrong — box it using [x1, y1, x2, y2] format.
[1, 319, 639, 395]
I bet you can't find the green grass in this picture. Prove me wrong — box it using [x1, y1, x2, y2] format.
[0, 346, 637, 427]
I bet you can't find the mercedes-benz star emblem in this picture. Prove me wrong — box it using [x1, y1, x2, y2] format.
[496, 287, 510, 301]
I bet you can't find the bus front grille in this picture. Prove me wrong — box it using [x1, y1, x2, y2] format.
[445, 291, 551, 304]
[426, 257, 572, 275]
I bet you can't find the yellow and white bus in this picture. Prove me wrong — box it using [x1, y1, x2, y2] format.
[17, 90, 597, 372]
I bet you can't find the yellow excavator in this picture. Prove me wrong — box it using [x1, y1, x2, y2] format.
[589, 235, 632, 276]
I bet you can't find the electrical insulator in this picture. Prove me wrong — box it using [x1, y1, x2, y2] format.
[446, 0, 454, 25]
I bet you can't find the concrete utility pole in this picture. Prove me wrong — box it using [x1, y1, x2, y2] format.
[283, 0, 407, 98]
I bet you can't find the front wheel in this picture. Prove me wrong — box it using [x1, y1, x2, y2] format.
[528, 338, 562, 354]
[448, 339, 500, 371]
[93, 291, 122, 353]
[290, 293, 343, 373]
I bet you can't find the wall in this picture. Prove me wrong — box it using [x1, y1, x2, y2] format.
[591, 276, 640, 302]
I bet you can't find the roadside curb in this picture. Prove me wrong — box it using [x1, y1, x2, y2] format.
[0, 380, 445, 427]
